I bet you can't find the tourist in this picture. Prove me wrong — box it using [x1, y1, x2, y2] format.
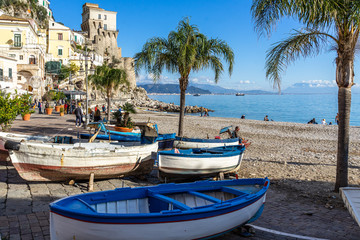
[241, 115, 245, 119]
[308, 118, 318, 124]
[94, 109, 102, 122]
[335, 113, 339, 125]
[227, 126, 251, 148]
[200, 107, 203, 117]
[38, 100, 42, 114]
[321, 119, 327, 125]
[329, 122, 333, 125]
[264, 115, 269, 121]
[204, 108, 209, 117]
[88, 108, 94, 122]
[74, 103, 83, 127]
[102, 105, 106, 113]
[95, 105, 98, 112]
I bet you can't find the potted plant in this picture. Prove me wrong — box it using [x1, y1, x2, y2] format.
[45, 101, 53, 115]
[113, 103, 136, 132]
[21, 108, 35, 121]
[54, 91, 66, 112]
[18, 93, 34, 121]
[59, 107, 64, 116]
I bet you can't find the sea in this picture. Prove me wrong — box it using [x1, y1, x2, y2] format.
[148, 93, 360, 126]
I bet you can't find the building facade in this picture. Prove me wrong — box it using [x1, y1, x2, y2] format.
[47, 20, 74, 65]
[0, 14, 46, 95]
[81, 3, 121, 60]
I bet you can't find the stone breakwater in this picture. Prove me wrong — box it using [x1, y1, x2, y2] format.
[127, 87, 213, 113]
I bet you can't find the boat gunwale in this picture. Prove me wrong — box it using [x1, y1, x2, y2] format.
[158, 146, 245, 158]
[174, 137, 240, 143]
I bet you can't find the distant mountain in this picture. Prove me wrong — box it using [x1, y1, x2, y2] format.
[284, 83, 338, 94]
[138, 84, 211, 94]
[189, 83, 237, 94]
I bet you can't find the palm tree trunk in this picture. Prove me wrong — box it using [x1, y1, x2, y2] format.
[107, 94, 111, 124]
[334, 50, 354, 192]
[335, 87, 351, 191]
[178, 88, 186, 137]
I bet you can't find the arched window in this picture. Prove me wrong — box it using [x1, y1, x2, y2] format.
[29, 55, 36, 64]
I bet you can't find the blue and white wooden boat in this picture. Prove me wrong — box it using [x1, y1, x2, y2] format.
[173, 136, 240, 149]
[158, 145, 245, 176]
[81, 122, 176, 150]
[50, 178, 269, 240]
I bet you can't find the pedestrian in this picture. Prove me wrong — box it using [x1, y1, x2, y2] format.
[102, 105, 106, 113]
[335, 113, 339, 125]
[94, 109, 102, 122]
[321, 119, 327, 125]
[264, 115, 269, 121]
[204, 108, 209, 117]
[74, 103, 83, 127]
[226, 126, 251, 148]
[38, 100, 42, 114]
[95, 105, 98, 112]
[241, 115, 245, 119]
[200, 107, 203, 117]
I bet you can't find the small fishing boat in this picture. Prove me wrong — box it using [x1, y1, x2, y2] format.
[4, 139, 158, 181]
[50, 177, 269, 240]
[173, 136, 240, 149]
[81, 122, 176, 150]
[236, 93, 245, 96]
[158, 145, 245, 178]
[193, 93, 201, 96]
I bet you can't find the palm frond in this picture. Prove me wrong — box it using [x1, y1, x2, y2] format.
[266, 29, 330, 90]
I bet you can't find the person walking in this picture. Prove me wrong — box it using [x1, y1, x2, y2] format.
[74, 104, 83, 127]
[335, 113, 339, 125]
[38, 100, 42, 114]
[102, 105, 106, 113]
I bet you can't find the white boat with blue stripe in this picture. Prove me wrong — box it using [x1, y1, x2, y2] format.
[50, 178, 269, 240]
[173, 136, 240, 149]
[158, 145, 245, 177]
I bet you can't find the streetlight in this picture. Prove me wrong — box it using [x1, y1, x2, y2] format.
[79, 45, 95, 128]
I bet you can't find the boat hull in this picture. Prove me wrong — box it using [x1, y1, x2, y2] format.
[50, 195, 264, 240]
[50, 178, 269, 240]
[173, 137, 239, 149]
[158, 152, 244, 175]
[7, 142, 158, 181]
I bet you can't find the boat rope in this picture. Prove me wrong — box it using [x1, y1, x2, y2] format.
[247, 225, 329, 240]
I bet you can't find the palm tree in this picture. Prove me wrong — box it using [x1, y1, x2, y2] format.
[134, 18, 234, 137]
[121, 102, 136, 128]
[89, 64, 129, 123]
[251, 0, 359, 191]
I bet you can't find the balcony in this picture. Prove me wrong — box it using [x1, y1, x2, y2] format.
[10, 43, 23, 49]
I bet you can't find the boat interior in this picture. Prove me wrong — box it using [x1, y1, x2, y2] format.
[69, 184, 264, 215]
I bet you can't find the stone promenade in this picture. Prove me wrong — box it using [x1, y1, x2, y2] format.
[0, 112, 359, 239]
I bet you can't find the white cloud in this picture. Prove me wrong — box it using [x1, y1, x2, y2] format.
[301, 80, 337, 88]
[136, 74, 177, 84]
[190, 76, 214, 84]
[239, 80, 254, 84]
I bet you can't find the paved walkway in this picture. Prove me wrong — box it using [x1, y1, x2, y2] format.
[0, 111, 359, 239]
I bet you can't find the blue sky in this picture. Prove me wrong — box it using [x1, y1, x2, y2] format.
[51, 0, 354, 91]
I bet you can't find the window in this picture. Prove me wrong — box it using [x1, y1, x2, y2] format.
[0, 68, 3, 81]
[14, 34, 21, 47]
[98, 14, 101, 19]
[9, 68, 12, 79]
[58, 33, 63, 40]
[29, 55, 36, 64]
[104, 24, 107, 30]
[9, 54, 16, 58]
[18, 76, 21, 81]
[58, 49, 63, 56]
[20, 55, 23, 60]
[104, 15, 107, 20]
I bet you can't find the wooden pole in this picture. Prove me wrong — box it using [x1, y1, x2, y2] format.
[88, 172, 94, 192]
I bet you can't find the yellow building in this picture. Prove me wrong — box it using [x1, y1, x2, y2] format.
[0, 14, 46, 96]
[47, 19, 75, 65]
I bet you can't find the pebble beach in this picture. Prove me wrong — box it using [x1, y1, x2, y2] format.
[132, 110, 360, 204]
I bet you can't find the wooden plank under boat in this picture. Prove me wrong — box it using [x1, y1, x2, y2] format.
[158, 145, 245, 178]
[340, 187, 360, 227]
[50, 178, 269, 240]
[4, 140, 158, 181]
[173, 136, 240, 149]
